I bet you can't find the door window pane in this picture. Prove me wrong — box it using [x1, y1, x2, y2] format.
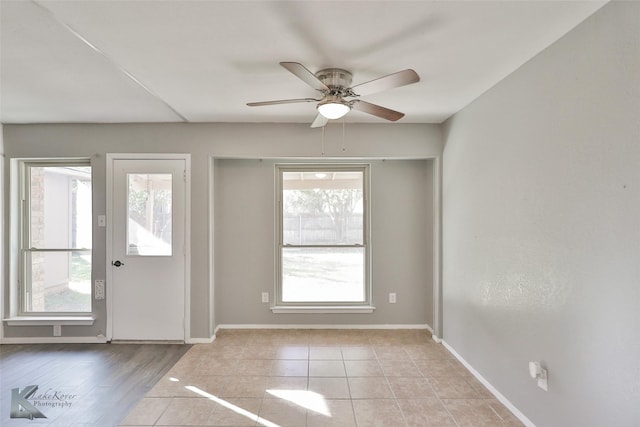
[127, 173, 172, 256]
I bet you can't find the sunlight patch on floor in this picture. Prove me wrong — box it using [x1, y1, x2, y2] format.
[185, 385, 281, 427]
[266, 389, 331, 416]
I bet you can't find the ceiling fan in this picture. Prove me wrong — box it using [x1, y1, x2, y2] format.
[247, 62, 420, 127]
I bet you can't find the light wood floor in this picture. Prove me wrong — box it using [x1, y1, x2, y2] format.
[0, 342, 190, 426]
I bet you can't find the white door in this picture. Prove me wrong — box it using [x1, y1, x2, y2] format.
[110, 158, 186, 341]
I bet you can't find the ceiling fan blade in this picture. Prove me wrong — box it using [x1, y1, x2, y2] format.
[280, 62, 329, 91]
[351, 100, 405, 121]
[247, 98, 319, 107]
[351, 69, 419, 96]
[310, 113, 329, 128]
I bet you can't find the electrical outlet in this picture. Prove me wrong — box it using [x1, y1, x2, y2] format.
[261, 292, 269, 303]
[95, 280, 105, 300]
[53, 325, 62, 336]
[537, 370, 549, 391]
[529, 361, 549, 391]
[389, 293, 397, 303]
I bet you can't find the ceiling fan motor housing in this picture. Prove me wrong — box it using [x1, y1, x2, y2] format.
[316, 68, 353, 95]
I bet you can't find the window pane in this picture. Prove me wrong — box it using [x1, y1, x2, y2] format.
[26, 251, 91, 313]
[28, 166, 92, 249]
[282, 171, 363, 245]
[127, 173, 172, 256]
[282, 247, 365, 302]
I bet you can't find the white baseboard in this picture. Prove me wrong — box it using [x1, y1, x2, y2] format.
[187, 335, 216, 344]
[110, 340, 184, 345]
[0, 335, 216, 345]
[441, 340, 535, 427]
[216, 324, 433, 331]
[0, 336, 108, 344]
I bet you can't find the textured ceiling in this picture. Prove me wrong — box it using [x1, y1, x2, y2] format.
[0, 0, 607, 125]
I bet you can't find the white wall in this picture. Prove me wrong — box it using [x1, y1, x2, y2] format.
[2, 122, 441, 339]
[214, 158, 433, 326]
[442, 2, 640, 426]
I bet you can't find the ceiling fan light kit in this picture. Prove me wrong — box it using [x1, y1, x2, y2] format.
[317, 98, 351, 119]
[247, 62, 420, 127]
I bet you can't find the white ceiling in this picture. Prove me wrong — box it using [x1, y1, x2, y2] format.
[1, 0, 607, 125]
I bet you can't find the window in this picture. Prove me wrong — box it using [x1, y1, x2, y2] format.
[127, 173, 172, 256]
[276, 164, 370, 308]
[19, 160, 92, 314]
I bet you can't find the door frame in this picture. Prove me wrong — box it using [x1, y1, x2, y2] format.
[105, 153, 191, 342]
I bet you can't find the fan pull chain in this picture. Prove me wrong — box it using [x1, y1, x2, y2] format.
[342, 119, 346, 152]
[321, 124, 325, 156]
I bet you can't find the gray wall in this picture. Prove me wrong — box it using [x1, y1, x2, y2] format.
[215, 158, 433, 326]
[0, 124, 3, 340]
[442, 2, 640, 426]
[2, 123, 441, 339]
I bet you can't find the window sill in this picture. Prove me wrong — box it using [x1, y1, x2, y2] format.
[271, 306, 376, 314]
[4, 316, 95, 326]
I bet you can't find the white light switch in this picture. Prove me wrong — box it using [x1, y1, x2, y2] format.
[389, 293, 397, 303]
[262, 292, 269, 303]
[95, 280, 105, 300]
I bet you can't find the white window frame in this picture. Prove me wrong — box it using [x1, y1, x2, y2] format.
[16, 159, 93, 317]
[273, 163, 374, 313]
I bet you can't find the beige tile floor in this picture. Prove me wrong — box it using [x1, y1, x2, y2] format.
[119, 329, 524, 427]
